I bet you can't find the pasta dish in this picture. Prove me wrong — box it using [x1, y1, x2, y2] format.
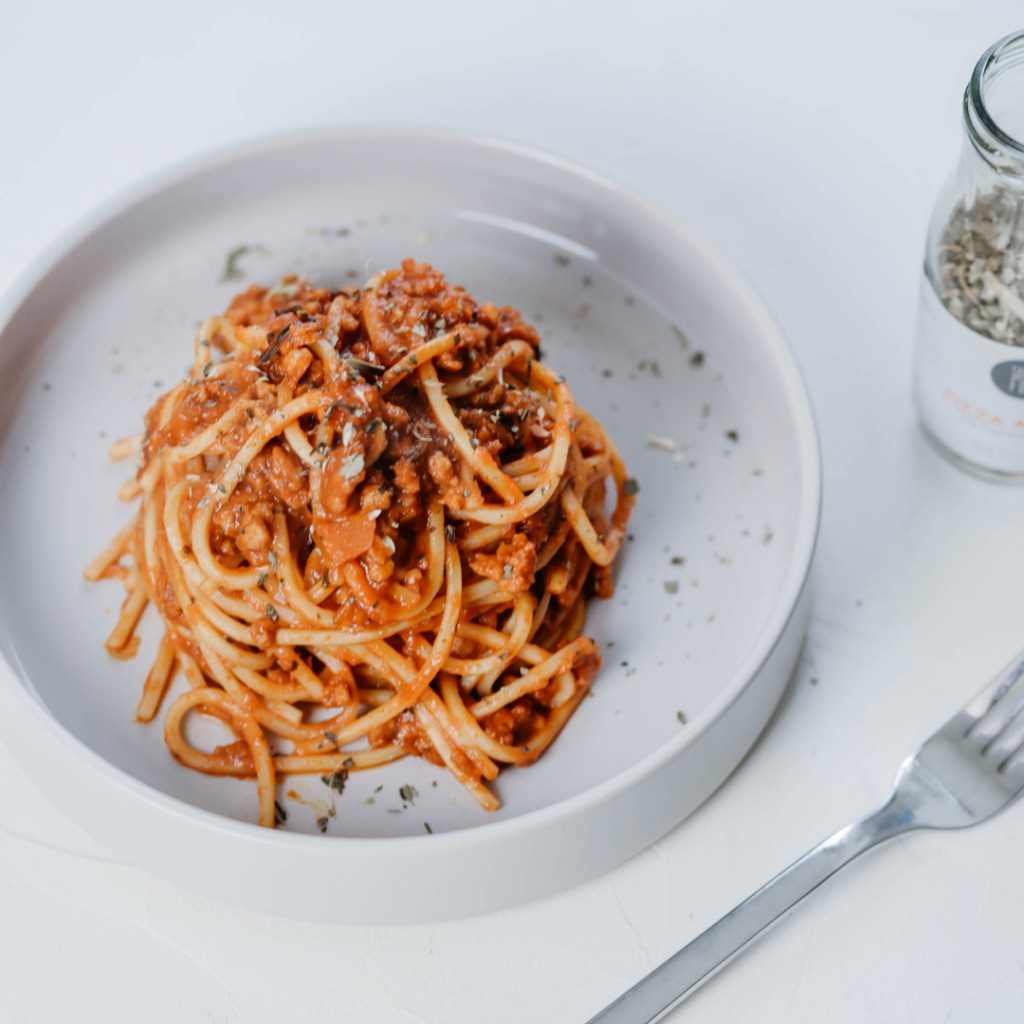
[84, 260, 635, 828]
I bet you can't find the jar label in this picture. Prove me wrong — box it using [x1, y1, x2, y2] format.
[914, 275, 1024, 473]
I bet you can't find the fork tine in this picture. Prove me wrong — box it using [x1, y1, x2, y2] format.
[968, 681, 1024, 748]
[960, 646, 1024, 744]
[998, 745, 1024, 782]
[983, 704, 1024, 768]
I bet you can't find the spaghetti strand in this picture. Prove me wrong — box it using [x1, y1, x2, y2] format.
[85, 261, 633, 828]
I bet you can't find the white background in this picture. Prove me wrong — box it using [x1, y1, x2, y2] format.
[3, 1, 1024, 1021]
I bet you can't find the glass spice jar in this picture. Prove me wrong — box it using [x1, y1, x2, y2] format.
[914, 29, 1024, 480]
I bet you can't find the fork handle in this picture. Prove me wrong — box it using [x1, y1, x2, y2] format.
[586, 794, 917, 1024]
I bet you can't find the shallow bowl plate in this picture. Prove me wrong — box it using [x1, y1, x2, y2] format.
[0, 127, 819, 923]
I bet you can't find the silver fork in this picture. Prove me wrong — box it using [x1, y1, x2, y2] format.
[588, 645, 1024, 1024]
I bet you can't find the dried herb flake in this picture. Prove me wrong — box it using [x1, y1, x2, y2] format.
[671, 324, 690, 349]
[258, 325, 290, 366]
[343, 356, 384, 376]
[322, 770, 348, 795]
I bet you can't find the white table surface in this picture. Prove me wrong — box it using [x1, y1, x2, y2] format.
[4, 1, 1024, 1020]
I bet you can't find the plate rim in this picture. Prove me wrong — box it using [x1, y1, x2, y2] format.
[0, 123, 821, 850]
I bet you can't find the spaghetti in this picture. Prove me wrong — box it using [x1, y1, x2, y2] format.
[85, 260, 635, 828]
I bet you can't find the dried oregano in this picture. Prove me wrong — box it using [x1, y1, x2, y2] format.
[936, 185, 1024, 346]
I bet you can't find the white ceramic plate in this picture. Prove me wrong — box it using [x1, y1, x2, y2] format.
[0, 127, 819, 923]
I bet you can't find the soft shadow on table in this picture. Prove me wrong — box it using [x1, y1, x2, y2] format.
[622, 644, 813, 1021]
[707, 632, 810, 803]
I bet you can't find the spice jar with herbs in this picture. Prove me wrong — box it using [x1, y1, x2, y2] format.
[914, 29, 1024, 479]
